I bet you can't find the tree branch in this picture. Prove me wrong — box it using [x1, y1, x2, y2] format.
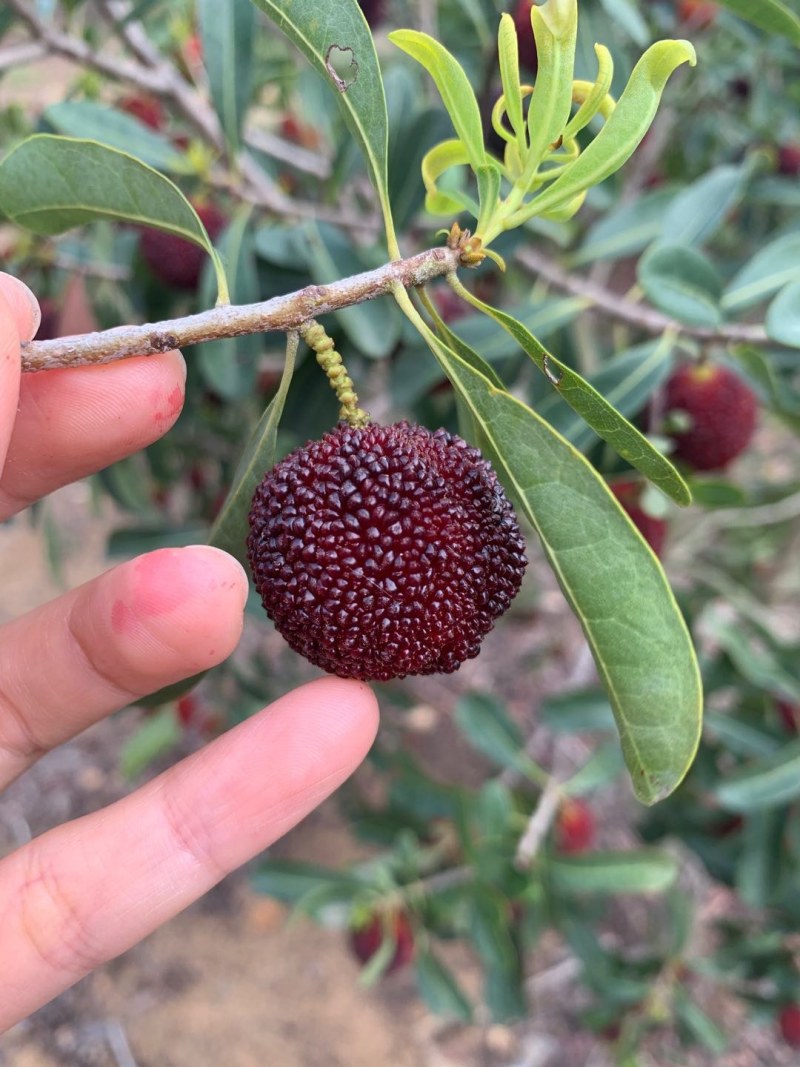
[20, 245, 459, 372]
[517, 246, 772, 347]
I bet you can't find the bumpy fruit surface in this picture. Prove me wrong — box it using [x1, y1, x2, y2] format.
[350, 911, 415, 973]
[139, 202, 227, 291]
[247, 421, 527, 681]
[664, 363, 757, 472]
[610, 479, 668, 557]
[779, 1004, 800, 1048]
[513, 0, 539, 74]
[555, 798, 595, 854]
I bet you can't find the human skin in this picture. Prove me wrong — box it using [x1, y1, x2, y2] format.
[0, 273, 379, 1031]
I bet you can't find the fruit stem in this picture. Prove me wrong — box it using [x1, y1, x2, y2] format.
[300, 320, 370, 428]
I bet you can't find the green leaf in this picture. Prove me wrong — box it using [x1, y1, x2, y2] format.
[0, 135, 228, 302]
[455, 692, 541, 778]
[254, 0, 397, 256]
[396, 292, 702, 804]
[449, 284, 691, 505]
[415, 949, 473, 1021]
[529, 40, 696, 218]
[525, 0, 578, 173]
[469, 893, 527, 1020]
[638, 243, 722, 328]
[209, 333, 298, 564]
[674, 986, 728, 1054]
[713, 739, 800, 812]
[120, 707, 181, 778]
[572, 186, 679, 265]
[715, 0, 800, 44]
[538, 688, 616, 733]
[563, 741, 625, 795]
[766, 280, 800, 349]
[497, 14, 525, 147]
[723, 232, 800, 312]
[252, 860, 364, 903]
[43, 101, 190, 174]
[550, 850, 679, 894]
[597, 0, 649, 46]
[303, 222, 401, 359]
[198, 0, 255, 152]
[658, 164, 747, 247]
[388, 30, 486, 172]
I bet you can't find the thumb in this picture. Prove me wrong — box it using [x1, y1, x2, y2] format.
[0, 274, 39, 473]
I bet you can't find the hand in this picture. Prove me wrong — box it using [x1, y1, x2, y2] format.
[0, 274, 378, 1032]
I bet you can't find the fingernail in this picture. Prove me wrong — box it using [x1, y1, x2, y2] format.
[0, 273, 41, 341]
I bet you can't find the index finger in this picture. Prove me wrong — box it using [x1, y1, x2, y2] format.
[0, 274, 39, 472]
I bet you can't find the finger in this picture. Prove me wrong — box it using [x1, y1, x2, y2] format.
[0, 274, 39, 473]
[0, 546, 248, 788]
[0, 677, 379, 1031]
[0, 348, 186, 520]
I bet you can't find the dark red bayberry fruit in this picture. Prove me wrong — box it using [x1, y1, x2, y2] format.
[139, 201, 227, 291]
[513, 0, 539, 75]
[610, 479, 668, 557]
[778, 144, 800, 176]
[358, 0, 386, 28]
[350, 911, 415, 973]
[119, 93, 165, 130]
[777, 699, 800, 734]
[555, 798, 595, 854]
[664, 363, 758, 472]
[779, 1004, 800, 1048]
[247, 421, 527, 681]
[677, 0, 718, 28]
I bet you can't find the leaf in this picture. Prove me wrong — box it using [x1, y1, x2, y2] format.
[715, 0, 800, 44]
[388, 30, 486, 172]
[43, 101, 189, 174]
[766, 280, 800, 349]
[120, 707, 181, 778]
[415, 949, 473, 1021]
[538, 688, 616, 733]
[530, 40, 697, 218]
[469, 893, 527, 1020]
[254, 0, 397, 255]
[597, 0, 649, 46]
[549, 850, 679, 894]
[638, 242, 722, 328]
[572, 186, 679, 265]
[252, 860, 364, 903]
[449, 284, 691, 505]
[209, 333, 298, 564]
[198, 0, 255, 152]
[303, 222, 401, 358]
[0, 135, 229, 302]
[723, 232, 800, 312]
[713, 739, 800, 812]
[658, 164, 747, 247]
[525, 0, 578, 172]
[455, 692, 540, 778]
[563, 741, 625, 795]
[395, 291, 702, 804]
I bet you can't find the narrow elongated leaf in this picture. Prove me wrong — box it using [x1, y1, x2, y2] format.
[530, 40, 696, 218]
[253, 860, 365, 903]
[713, 739, 800, 812]
[454, 693, 529, 772]
[395, 291, 702, 803]
[198, 0, 255, 152]
[0, 135, 228, 301]
[550, 850, 678, 894]
[572, 186, 678, 265]
[450, 285, 691, 504]
[638, 243, 722, 328]
[715, 0, 800, 44]
[254, 0, 397, 255]
[389, 30, 486, 172]
[766, 280, 800, 349]
[209, 334, 298, 563]
[415, 950, 473, 1021]
[120, 707, 181, 779]
[723, 233, 800, 311]
[43, 101, 189, 173]
[525, 0, 578, 172]
[470, 894, 527, 1020]
[659, 164, 746, 247]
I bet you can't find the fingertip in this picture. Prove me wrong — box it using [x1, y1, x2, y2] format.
[0, 273, 40, 341]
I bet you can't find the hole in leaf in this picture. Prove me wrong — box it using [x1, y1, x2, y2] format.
[325, 45, 358, 92]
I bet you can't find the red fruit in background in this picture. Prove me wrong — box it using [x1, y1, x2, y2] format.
[677, 0, 718, 28]
[33, 297, 61, 341]
[663, 363, 758, 472]
[139, 201, 227, 291]
[119, 93, 165, 131]
[350, 911, 415, 973]
[610, 479, 668, 557]
[433, 286, 469, 324]
[778, 144, 800, 176]
[779, 1004, 800, 1047]
[279, 114, 323, 151]
[513, 0, 539, 75]
[777, 699, 800, 734]
[555, 798, 595, 854]
[358, 0, 386, 28]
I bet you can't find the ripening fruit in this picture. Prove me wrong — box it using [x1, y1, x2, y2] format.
[513, 0, 539, 75]
[677, 0, 718, 28]
[555, 798, 595, 854]
[350, 911, 415, 973]
[119, 93, 165, 131]
[247, 421, 527, 681]
[777, 699, 800, 734]
[778, 144, 800, 176]
[139, 201, 227, 291]
[358, 0, 387, 28]
[609, 479, 668, 557]
[664, 363, 758, 472]
[779, 1004, 800, 1048]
